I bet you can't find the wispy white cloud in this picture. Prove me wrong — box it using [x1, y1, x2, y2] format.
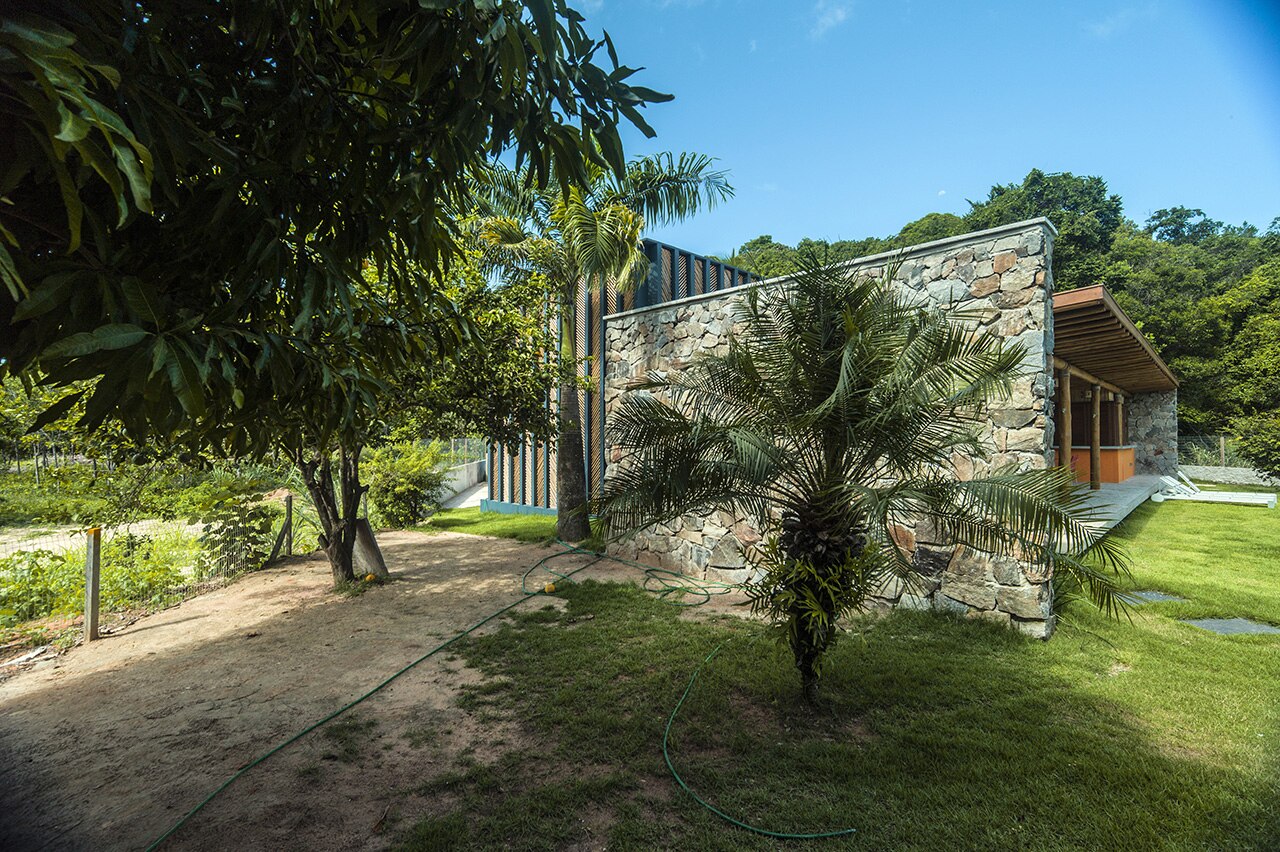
[937, 189, 947, 197]
[755, 182, 779, 192]
[1086, 3, 1158, 38]
[810, 0, 852, 39]
[749, 38, 758, 53]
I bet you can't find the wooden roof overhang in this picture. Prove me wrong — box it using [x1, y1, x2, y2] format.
[1051, 285, 1178, 395]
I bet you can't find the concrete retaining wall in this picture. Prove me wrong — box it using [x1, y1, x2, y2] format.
[1181, 465, 1274, 486]
[442, 460, 486, 501]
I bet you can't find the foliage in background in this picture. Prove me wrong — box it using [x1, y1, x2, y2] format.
[387, 252, 565, 447]
[194, 491, 280, 581]
[596, 262, 1128, 700]
[472, 153, 734, 541]
[365, 442, 449, 530]
[1235, 413, 1280, 483]
[2, 0, 671, 586]
[723, 169, 1280, 459]
[0, 460, 290, 527]
[0, 529, 197, 629]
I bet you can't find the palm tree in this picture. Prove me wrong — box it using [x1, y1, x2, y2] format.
[472, 153, 733, 541]
[595, 261, 1129, 701]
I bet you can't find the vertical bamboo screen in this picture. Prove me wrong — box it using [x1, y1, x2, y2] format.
[487, 240, 758, 510]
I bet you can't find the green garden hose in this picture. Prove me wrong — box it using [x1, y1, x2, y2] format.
[143, 545, 602, 851]
[662, 640, 859, 840]
[143, 539, 849, 849]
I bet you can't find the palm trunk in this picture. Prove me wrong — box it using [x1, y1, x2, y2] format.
[556, 292, 590, 542]
[295, 445, 365, 585]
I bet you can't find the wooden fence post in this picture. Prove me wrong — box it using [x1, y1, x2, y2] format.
[1219, 435, 1226, 467]
[285, 494, 293, 556]
[84, 527, 101, 641]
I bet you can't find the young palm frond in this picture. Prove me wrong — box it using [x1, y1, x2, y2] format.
[597, 260, 1130, 700]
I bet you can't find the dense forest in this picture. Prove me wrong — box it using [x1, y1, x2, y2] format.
[722, 169, 1280, 468]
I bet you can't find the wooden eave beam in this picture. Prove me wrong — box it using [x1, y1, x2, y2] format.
[1052, 356, 1126, 399]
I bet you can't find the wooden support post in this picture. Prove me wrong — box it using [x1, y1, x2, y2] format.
[1058, 368, 1072, 473]
[1219, 435, 1226, 467]
[84, 527, 101, 641]
[284, 494, 293, 556]
[1090, 384, 1102, 491]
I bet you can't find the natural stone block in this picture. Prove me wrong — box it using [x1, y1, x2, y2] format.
[990, 409, 1036, 428]
[992, 556, 1024, 585]
[1005, 427, 1044, 451]
[941, 575, 996, 610]
[995, 287, 1037, 308]
[997, 311, 1029, 336]
[706, 566, 751, 585]
[993, 251, 1018, 274]
[1011, 615, 1053, 639]
[873, 575, 905, 602]
[934, 594, 972, 616]
[890, 524, 916, 553]
[913, 545, 950, 577]
[996, 583, 1050, 619]
[732, 520, 761, 545]
[898, 593, 934, 611]
[708, 536, 746, 569]
[969, 275, 1000, 297]
[970, 609, 1011, 627]
[1000, 265, 1036, 291]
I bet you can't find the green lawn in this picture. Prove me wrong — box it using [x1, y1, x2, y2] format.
[398, 500, 1279, 850]
[418, 507, 558, 543]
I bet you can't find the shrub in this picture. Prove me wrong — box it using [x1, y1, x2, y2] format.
[1236, 413, 1280, 482]
[366, 442, 449, 529]
[0, 549, 79, 625]
[101, 532, 192, 610]
[0, 528, 205, 629]
[193, 492, 280, 581]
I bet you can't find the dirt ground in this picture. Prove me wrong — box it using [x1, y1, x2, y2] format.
[0, 530, 644, 851]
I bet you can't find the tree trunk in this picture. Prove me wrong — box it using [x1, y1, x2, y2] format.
[295, 445, 365, 585]
[556, 295, 590, 542]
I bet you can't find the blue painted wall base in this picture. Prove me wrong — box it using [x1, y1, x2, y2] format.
[479, 499, 558, 516]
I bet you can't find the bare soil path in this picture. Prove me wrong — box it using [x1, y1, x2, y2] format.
[0, 531, 627, 851]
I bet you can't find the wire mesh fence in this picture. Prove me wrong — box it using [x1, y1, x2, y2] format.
[1179, 434, 1249, 468]
[0, 492, 314, 644]
[445, 437, 487, 465]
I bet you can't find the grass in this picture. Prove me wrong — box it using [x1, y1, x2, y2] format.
[397, 499, 1280, 851]
[418, 507, 558, 543]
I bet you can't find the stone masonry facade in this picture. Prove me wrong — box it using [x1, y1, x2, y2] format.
[1128, 390, 1179, 476]
[602, 219, 1065, 638]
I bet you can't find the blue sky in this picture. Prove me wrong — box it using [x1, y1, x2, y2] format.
[579, 0, 1280, 256]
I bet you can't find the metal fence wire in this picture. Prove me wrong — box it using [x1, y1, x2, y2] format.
[0, 494, 311, 641]
[1179, 434, 1248, 468]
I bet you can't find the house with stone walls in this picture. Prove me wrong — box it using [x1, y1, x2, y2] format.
[485, 218, 1179, 639]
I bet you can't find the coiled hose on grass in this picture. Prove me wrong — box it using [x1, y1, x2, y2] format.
[143, 540, 855, 848]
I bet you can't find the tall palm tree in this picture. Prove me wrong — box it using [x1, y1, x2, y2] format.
[472, 153, 733, 540]
[596, 261, 1129, 701]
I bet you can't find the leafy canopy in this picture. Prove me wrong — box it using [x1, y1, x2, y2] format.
[1, 0, 671, 457]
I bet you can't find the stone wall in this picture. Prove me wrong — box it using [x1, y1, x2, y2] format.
[602, 219, 1062, 638]
[1129, 390, 1178, 476]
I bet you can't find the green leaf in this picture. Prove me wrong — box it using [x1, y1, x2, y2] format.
[0, 243, 24, 299]
[120, 277, 162, 327]
[41, 324, 149, 359]
[54, 103, 90, 142]
[12, 271, 78, 320]
[30, 389, 85, 431]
